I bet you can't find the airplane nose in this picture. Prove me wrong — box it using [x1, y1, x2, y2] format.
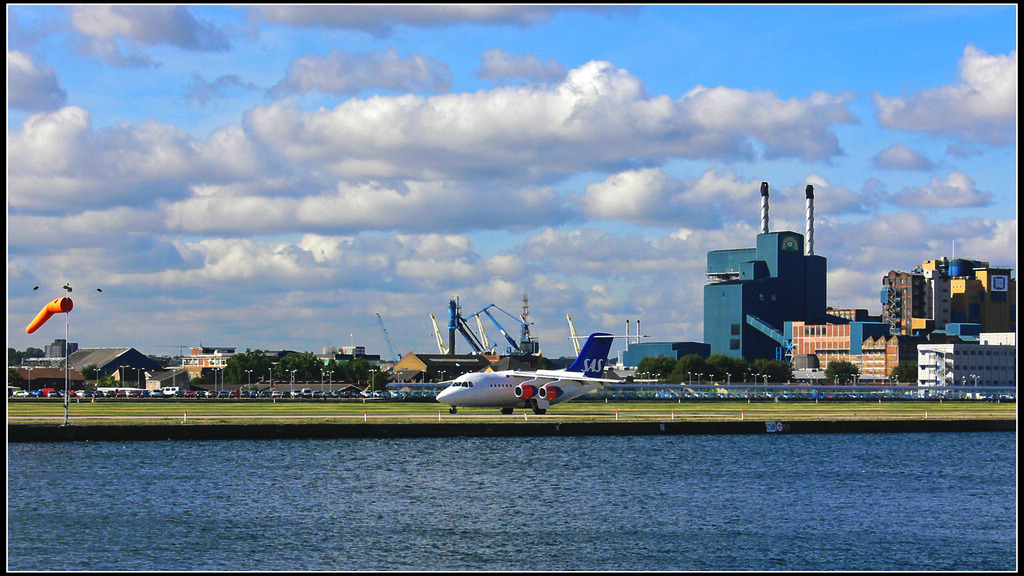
[436, 386, 453, 404]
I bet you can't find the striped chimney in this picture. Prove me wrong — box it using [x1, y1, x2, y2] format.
[805, 185, 814, 256]
[759, 182, 769, 234]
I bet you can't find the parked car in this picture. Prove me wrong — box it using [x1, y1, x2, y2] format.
[184, 391, 197, 398]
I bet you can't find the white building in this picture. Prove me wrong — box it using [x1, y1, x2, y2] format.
[917, 333, 1016, 387]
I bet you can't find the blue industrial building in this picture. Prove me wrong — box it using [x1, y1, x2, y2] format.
[703, 183, 831, 360]
[621, 341, 711, 367]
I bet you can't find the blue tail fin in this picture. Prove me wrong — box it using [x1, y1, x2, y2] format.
[566, 332, 613, 377]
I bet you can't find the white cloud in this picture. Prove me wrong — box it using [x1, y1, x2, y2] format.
[71, 5, 230, 66]
[890, 172, 992, 209]
[270, 48, 452, 97]
[477, 48, 567, 82]
[8, 107, 203, 212]
[251, 5, 571, 37]
[7, 51, 67, 111]
[872, 143, 935, 171]
[244, 61, 858, 185]
[873, 44, 1017, 144]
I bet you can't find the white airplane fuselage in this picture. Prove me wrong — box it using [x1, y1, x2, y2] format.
[435, 332, 616, 414]
[435, 369, 600, 411]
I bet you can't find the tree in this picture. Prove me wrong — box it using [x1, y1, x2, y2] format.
[225, 348, 273, 386]
[825, 360, 860, 384]
[9, 368, 25, 387]
[705, 354, 752, 383]
[667, 354, 708, 383]
[890, 362, 918, 384]
[8, 347, 44, 366]
[81, 364, 99, 380]
[636, 355, 677, 381]
[276, 351, 322, 384]
[752, 359, 794, 383]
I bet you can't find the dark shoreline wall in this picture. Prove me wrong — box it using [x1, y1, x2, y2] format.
[8, 419, 1016, 442]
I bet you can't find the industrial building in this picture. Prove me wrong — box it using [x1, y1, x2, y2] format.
[917, 333, 1016, 387]
[619, 341, 710, 368]
[704, 183, 830, 361]
[882, 257, 1016, 336]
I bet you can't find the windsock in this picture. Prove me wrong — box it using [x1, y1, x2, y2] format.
[26, 297, 74, 334]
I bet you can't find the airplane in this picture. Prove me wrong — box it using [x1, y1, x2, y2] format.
[435, 332, 618, 415]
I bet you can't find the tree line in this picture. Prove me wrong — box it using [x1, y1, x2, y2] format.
[633, 353, 917, 384]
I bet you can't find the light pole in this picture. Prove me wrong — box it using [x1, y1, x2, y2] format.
[290, 370, 297, 397]
[246, 369, 253, 392]
[27, 367, 33, 393]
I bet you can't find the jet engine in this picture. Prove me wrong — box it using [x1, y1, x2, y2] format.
[538, 385, 562, 401]
[514, 384, 537, 400]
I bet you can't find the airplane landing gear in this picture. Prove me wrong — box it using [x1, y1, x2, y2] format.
[500, 407, 514, 415]
[449, 407, 458, 414]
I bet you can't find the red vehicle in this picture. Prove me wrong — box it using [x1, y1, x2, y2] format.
[184, 391, 197, 398]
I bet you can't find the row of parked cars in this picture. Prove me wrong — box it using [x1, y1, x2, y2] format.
[11, 387, 386, 399]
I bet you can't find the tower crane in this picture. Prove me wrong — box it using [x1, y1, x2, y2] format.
[375, 313, 400, 363]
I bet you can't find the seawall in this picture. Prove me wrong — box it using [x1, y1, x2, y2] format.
[8, 419, 1016, 442]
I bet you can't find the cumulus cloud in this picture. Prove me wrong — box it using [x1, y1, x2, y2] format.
[7, 107, 202, 211]
[873, 44, 1016, 144]
[7, 51, 67, 111]
[245, 60, 858, 185]
[270, 48, 452, 97]
[890, 172, 992, 209]
[71, 5, 230, 66]
[872, 143, 935, 170]
[477, 48, 567, 82]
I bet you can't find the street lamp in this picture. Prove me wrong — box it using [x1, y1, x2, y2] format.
[290, 370, 297, 397]
[246, 369, 253, 390]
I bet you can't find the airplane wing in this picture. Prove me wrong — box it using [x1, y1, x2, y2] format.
[505, 370, 621, 388]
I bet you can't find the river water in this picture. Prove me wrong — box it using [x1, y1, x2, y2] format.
[7, 431, 1016, 571]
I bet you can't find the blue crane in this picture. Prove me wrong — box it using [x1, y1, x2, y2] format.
[375, 313, 400, 362]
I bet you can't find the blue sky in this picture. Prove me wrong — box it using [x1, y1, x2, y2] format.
[7, 5, 1017, 360]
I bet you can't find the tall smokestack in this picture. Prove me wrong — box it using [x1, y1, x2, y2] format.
[759, 182, 769, 234]
[805, 184, 814, 256]
[636, 319, 641, 344]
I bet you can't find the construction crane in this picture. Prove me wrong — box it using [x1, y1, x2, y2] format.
[430, 313, 448, 354]
[375, 313, 400, 363]
[566, 314, 582, 356]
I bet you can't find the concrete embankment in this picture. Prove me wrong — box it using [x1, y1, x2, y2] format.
[8, 418, 1016, 442]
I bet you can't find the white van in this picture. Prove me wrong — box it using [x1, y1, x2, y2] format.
[163, 387, 182, 397]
